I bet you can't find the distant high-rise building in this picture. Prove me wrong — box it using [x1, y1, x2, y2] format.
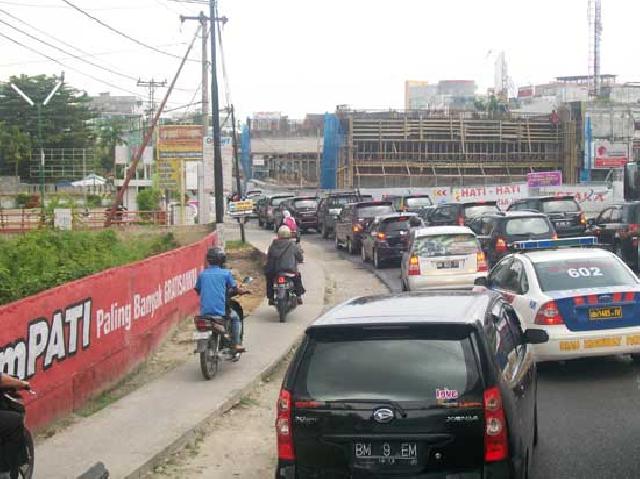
[404, 81, 435, 109]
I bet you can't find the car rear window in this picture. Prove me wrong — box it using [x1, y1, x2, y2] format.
[541, 199, 580, 213]
[272, 197, 293, 207]
[406, 197, 432, 208]
[464, 204, 498, 219]
[357, 204, 394, 217]
[296, 332, 481, 405]
[505, 217, 552, 235]
[533, 257, 639, 292]
[329, 196, 359, 207]
[414, 234, 480, 257]
[295, 200, 317, 209]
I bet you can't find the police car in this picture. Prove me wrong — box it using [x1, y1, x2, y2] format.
[476, 237, 640, 362]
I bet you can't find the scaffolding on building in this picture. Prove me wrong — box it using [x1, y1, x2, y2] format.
[334, 111, 572, 188]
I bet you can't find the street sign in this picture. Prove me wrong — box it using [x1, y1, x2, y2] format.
[54, 209, 72, 230]
[228, 199, 254, 217]
[527, 171, 563, 187]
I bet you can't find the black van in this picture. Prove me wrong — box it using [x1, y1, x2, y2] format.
[275, 291, 548, 478]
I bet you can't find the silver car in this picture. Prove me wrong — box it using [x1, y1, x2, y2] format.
[401, 226, 488, 291]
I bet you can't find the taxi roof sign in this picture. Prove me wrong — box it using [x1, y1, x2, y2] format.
[512, 236, 598, 251]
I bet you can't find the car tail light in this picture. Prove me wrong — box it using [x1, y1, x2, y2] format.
[625, 292, 636, 302]
[408, 255, 421, 276]
[277, 276, 287, 284]
[587, 295, 598, 305]
[580, 212, 587, 225]
[477, 252, 488, 272]
[629, 224, 640, 234]
[194, 317, 211, 331]
[353, 224, 362, 233]
[535, 301, 564, 325]
[552, 232, 558, 240]
[484, 386, 508, 462]
[457, 216, 465, 226]
[495, 237, 507, 254]
[573, 296, 585, 306]
[276, 389, 295, 460]
[377, 232, 386, 241]
[613, 292, 623, 302]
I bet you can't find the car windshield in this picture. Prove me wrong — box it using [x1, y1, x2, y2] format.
[295, 200, 317, 209]
[533, 257, 639, 292]
[414, 234, 480, 257]
[272, 197, 293, 207]
[542, 200, 580, 213]
[406, 197, 432, 208]
[297, 335, 481, 405]
[357, 204, 394, 217]
[505, 217, 552, 235]
[464, 204, 498, 219]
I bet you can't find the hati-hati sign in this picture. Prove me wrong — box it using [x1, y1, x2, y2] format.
[451, 183, 528, 209]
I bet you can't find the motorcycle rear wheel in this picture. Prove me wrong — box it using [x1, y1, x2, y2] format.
[200, 334, 220, 380]
[278, 301, 287, 323]
[9, 430, 34, 479]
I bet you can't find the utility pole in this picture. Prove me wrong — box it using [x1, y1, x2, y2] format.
[209, 0, 228, 242]
[230, 104, 245, 242]
[137, 79, 166, 134]
[181, 11, 211, 224]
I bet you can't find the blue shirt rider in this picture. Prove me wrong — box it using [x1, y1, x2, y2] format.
[195, 247, 245, 353]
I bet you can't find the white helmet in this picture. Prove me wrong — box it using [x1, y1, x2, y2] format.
[283, 210, 291, 218]
[278, 225, 292, 239]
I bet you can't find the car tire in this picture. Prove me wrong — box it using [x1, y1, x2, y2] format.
[346, 238, 353, 255]
[335, 234, 341, 250]
[631, 353, 640, 363]
[361, 244, 368, 262]
[373, 249, 383, 269]
[321, 223, 328, 239]
[258, 217, 263, 227]
[533, 402, 539, 447]
[402, 279, 408, 291]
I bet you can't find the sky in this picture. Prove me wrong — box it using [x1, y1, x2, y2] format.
[0, 0, 638, 120]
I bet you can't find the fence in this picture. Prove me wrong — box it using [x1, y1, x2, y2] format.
[0, 209, 167, 233]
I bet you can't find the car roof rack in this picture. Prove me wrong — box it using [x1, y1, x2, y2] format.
[512, 236, 599, 251]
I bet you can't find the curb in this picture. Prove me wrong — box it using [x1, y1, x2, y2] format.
[125, 331, 304, 479]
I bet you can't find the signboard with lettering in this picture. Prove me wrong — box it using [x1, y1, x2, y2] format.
[451, 183, 528, 210]
[527, 171, 563, 188]
[593, 140, 630, 169]
[228, 199, 254, 217]
[157, 125, 203, 189]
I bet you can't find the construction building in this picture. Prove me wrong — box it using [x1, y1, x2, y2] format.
[322, 108, 573, 189]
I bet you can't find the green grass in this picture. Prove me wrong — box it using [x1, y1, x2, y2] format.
[224, 239, 249, 251]
[0, 229, 178, 305]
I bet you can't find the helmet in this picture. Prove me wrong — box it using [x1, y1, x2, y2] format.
[282, 210, 291, 218]
[206, 247, 226, 266]
[278, 225, 292, 239]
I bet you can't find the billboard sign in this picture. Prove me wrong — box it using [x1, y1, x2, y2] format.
[594, 140, 630, 169]
[451, 183, 528, 210]
[527, 171, 563, 188]
[157, 125, 203, 189]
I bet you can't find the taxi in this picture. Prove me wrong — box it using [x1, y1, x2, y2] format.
[476, 237, 640, 362]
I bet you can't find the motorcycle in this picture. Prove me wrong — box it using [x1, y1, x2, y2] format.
[273, 272, 299, 323]
[0, 388, 35, 479]
[193, 277, 252, 380]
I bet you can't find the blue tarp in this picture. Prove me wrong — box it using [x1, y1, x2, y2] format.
[321, 113, 342, 189]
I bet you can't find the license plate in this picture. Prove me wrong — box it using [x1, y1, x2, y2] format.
[589, 307, 623, 320]
[437, 260, 459, 269]
[193, 331, 211, 340]
[353, 441, 419, 466]
[556, 221, 570, 227]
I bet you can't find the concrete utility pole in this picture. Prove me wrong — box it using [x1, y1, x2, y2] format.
[230, 104, 245, 242]
[137, 79, 166, 134]
[181, 11, 211, 224]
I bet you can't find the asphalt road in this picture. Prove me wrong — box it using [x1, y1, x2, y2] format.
[291, 227, 640, 479]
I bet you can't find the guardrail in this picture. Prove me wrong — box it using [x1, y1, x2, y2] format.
[0, 209, 167, 233]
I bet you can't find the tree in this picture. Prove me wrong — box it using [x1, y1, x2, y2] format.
[0, 74, 96, 179]
[96, 117, 128, 174]
[0, 121, 31, 177]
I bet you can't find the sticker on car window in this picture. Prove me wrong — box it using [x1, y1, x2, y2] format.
[567, 267, 603, 278]
[436, 388, 459, 401]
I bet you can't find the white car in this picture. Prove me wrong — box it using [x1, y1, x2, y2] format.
[400, 226, 488, 291]
[480, 238, 640, 362]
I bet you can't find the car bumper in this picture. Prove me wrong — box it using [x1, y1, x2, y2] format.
[555, 226, 587, 238]
[533, 325, 640, 362]
[377, 245, 407, 261]
[296, 217, 318, 227]
[407, 272, 486, 291]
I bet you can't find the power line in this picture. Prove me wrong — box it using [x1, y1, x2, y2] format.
[0, 17, 140, 83]
[59, 0, 197, 62]
[0, 30, 141, 96]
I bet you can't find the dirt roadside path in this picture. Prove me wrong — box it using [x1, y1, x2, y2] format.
[147, 234, 389, 478]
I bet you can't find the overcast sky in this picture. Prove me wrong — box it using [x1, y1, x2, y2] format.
[0, 0, 638, 120]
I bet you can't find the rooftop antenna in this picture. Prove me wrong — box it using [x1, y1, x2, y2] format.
[588, 0, 603, 97]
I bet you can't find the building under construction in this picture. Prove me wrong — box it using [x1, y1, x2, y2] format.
[322, 109, 576, 189]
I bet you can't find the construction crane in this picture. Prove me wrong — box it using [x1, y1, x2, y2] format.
[588, 0, 602, 97]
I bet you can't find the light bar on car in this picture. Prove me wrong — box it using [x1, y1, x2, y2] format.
[512, 237, 598, 251]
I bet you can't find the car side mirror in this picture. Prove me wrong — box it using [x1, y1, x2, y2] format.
[523, 329, 549, 345]
[474, 276, 488, 287]
[587, 218, 595, 227]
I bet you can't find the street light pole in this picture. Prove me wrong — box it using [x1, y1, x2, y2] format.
[10, 75, 63, 222]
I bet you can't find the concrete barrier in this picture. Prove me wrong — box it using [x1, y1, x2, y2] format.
[0, 232, 217, 430]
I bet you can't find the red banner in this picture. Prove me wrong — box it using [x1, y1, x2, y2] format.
[0, 233, 216, 429]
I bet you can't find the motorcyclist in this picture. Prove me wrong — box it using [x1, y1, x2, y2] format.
[282, 210, 297, 233]
[195, 247, 246, 353]
[265, 225, 305, 305]
[0, 373, 30, 476]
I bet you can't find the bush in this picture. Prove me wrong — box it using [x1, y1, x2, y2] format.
[0, 230, 178, 305]
[137, 189, 162, 212]
[87, 195, 103, 208]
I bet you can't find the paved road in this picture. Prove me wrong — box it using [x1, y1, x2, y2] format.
[293, 228, 640, 479]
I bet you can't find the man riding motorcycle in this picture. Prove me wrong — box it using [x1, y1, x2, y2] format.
[0, 373, 30, 478]
[265, 225, 305, 305]
[195, 247, 246, 353]
[281, 210, 297, 233]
